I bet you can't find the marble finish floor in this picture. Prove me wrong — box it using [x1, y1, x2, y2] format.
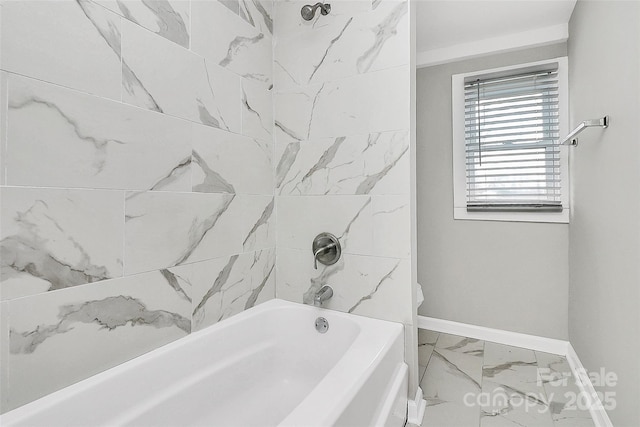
[415, 330, 595, 427]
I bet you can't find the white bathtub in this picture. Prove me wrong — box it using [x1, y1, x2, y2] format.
[0, 299, 408, 427]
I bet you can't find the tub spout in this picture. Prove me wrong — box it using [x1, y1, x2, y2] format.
[314, 285, 333, 307]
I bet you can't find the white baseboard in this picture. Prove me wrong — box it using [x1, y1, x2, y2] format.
[417, 315, 612, 427]
[406, 386, 426, 426]
[418, 315, 569, 355]
[566, 344, 614, 427]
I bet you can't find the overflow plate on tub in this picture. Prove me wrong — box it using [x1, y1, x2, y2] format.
[315, 317, 329, 334]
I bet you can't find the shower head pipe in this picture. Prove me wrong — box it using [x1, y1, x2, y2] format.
[301, 2, 331, 21]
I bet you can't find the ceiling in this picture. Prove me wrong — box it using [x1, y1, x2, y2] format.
[415, 0, 578, 66]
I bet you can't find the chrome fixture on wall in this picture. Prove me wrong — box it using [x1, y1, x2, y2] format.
[314, 286, 334, 308]
[301, 2, 331, 21]
[560, 115, 609, 146]
[312, 233, 341, 269]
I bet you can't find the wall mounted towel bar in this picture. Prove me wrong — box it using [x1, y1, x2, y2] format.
[560, 116, 609, 146]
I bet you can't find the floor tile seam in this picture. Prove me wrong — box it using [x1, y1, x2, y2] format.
[532, 353, 557, 412]
[432, 346, 486, 389]
[418, 364, 428, 384]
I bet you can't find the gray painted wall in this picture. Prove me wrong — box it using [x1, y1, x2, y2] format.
[416, 44, 570, 340]
[568, 1, 640, 425]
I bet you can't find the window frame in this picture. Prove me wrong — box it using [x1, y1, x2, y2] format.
[452, 57, 570, 223]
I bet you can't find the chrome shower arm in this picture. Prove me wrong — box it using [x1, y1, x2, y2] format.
[301, 2, 331, 21]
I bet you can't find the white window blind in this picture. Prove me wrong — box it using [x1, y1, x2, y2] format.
[464, 68, 562, 212]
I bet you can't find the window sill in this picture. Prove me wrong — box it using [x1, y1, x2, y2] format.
[453, 207, 570, 224]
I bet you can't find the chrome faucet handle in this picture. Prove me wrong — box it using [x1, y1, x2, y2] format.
[312, 233, 341, 270]
[313, 242, 336, 269]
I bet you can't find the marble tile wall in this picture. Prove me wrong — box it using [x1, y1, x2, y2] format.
[273, 0, 412, 333]
[0, 0, 413, 415]
[0, 0, 274, 413]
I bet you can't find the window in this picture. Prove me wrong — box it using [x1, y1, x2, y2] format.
[452, 58, 569, 223]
